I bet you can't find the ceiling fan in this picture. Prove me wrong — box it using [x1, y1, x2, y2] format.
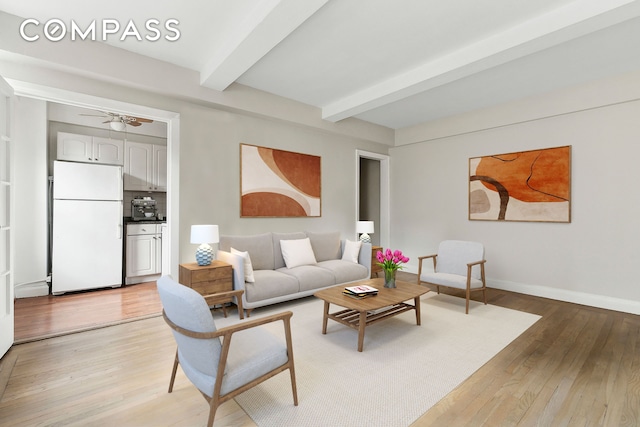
[80, 110, 154, 131]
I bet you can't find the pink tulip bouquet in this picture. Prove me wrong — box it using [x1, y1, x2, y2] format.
[376, 248, 410, 272]
[376, 248, 409, 288]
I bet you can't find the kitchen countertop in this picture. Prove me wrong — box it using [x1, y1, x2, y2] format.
[124, 217, 167, 225]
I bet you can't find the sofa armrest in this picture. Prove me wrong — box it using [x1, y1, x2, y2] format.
[358, 242, 372, 277]
[216, 250, 246, 292]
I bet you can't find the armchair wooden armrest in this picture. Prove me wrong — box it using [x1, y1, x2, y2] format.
[162, 310, 293, 341]
[417, 254, 438, 284]
[466, 259, 487, 286]
[201, 289, 245, 319]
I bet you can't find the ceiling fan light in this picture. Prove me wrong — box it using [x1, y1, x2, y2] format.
[109, 120, 126, 131]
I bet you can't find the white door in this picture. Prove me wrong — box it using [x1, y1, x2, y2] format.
[53, 160, 123, 201]
[124, 141, 152, 191]
[92, 136, 124, 165]
[126, 234, 157, 277]
[153, 145, 167, 191]
[52, 199, 123, 294]
[0, 75, 14, 358]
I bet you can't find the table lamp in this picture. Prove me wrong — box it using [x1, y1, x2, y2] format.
[356, 221, 374, 243]
[190, 225, 219, 266]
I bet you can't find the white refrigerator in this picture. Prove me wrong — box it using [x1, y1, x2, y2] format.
[52, 161, 123, 295]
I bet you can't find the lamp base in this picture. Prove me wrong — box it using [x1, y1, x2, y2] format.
[195, 243, 214, 266]
[359, 233, 371, 244]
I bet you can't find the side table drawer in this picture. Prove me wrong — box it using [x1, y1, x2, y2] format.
[191, 277, 232, 295]
[190, 265, 232, 284]
[178, 261, 233, 296]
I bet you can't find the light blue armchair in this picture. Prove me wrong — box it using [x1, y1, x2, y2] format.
[157, 275, 298, 427]
[417, 240, 487, 314]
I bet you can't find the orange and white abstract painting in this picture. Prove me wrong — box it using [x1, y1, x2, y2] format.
[469, 146, 571, 222]
[241, 144, 321, 217]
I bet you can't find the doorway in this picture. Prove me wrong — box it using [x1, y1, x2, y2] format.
[356, 150, 390, 248]
[7, 80, 180, 342]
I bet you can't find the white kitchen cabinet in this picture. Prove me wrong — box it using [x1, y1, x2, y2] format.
[57, 132, 124, 165]
[126, 223, 163, 283]
[124, 140, 167, 192]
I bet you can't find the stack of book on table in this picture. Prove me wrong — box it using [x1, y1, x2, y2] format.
[343, 284, 378, 298]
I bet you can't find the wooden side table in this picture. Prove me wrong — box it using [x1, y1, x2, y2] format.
[370, 246, 383, 278]
[178, 261, 244, 319]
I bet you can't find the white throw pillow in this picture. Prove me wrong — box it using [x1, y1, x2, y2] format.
[280, 238, 317, 269]
[341, 239, 362, 263]
[231, 247, 255, 283]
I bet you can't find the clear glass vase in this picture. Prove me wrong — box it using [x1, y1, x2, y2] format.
[384, 269, 396, 288]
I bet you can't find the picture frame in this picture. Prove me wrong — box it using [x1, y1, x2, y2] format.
[240, 143, 321, 217]
[469, 145, 571, 222]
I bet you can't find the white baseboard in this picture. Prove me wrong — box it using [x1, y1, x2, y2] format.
[15, 282, 49, 298]
[125, 274, 160, 285]
[408, 266, 640, 315]
[488, 279, 640, 315]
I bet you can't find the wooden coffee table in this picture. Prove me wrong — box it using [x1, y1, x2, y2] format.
[314, 278, 429, 352]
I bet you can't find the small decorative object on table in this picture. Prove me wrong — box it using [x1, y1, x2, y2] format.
[376, 248, 410, 288]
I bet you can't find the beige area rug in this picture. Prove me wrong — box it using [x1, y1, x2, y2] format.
[215, 292, 541, 427]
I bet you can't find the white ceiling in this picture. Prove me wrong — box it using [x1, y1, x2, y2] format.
[1, 0, 640, 130]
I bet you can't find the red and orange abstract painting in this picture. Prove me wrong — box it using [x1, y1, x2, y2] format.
[241, 144, 321, 217]
[469, 146, 571, 222]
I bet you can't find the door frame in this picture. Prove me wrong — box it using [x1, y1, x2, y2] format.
[0, 75, 15, 358]
[6, 79, 181, 280]
[355, 149, 390, 249]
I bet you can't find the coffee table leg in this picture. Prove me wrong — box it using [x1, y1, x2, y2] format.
[357, 311, 366, 352]
[322, 301, 329, 334]
[415, 296, 421, 325]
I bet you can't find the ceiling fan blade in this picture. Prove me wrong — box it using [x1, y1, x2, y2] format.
[132, 117, 153, 123]
[128, 121, 142, 127]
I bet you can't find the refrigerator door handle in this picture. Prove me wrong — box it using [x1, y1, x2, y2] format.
[118, 201, 123, 239]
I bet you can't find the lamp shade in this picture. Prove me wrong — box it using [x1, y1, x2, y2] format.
[356, 221, 374, 234]
[190, 225, 219, 244]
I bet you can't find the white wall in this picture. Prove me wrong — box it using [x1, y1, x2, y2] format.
[2, 66, 391, 275]
[176, 102, 389, 262]
[391, 71, 640, 314]
[13, 96, 48, 296]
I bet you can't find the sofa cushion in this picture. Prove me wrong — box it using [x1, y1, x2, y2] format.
[277, 265, 336, 292]
[243, 270, 300, 303]
[419, 271, 484, 289]
[280, 238, 317, 269]
[219, 233, 274, 270]
[230, 247, 255, 283]
[317, 260, 369, 284]
[272, 232, 307, 269]
[341, 239, 362, 263]
[305, 231, 342, 262]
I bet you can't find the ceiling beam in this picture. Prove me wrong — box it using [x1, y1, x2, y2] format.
[322, 0, 640, 123]
[200, 0, 329, 91]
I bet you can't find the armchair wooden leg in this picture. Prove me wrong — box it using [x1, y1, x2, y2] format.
[168, 349, 179, 393]
[465, 286, 471, 314]
[289, 365, 299, 406]
[207, 399, 220, 427]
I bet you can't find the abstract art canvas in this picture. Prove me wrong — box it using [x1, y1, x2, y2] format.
[240, 143, 321, 217]
[469, 146, 571, 222]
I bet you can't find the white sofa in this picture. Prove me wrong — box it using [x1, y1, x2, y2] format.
[216, 231, 371, 315]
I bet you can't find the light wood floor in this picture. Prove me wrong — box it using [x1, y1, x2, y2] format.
[13, 281, 163, 343]
[2, 272, 640, 426]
